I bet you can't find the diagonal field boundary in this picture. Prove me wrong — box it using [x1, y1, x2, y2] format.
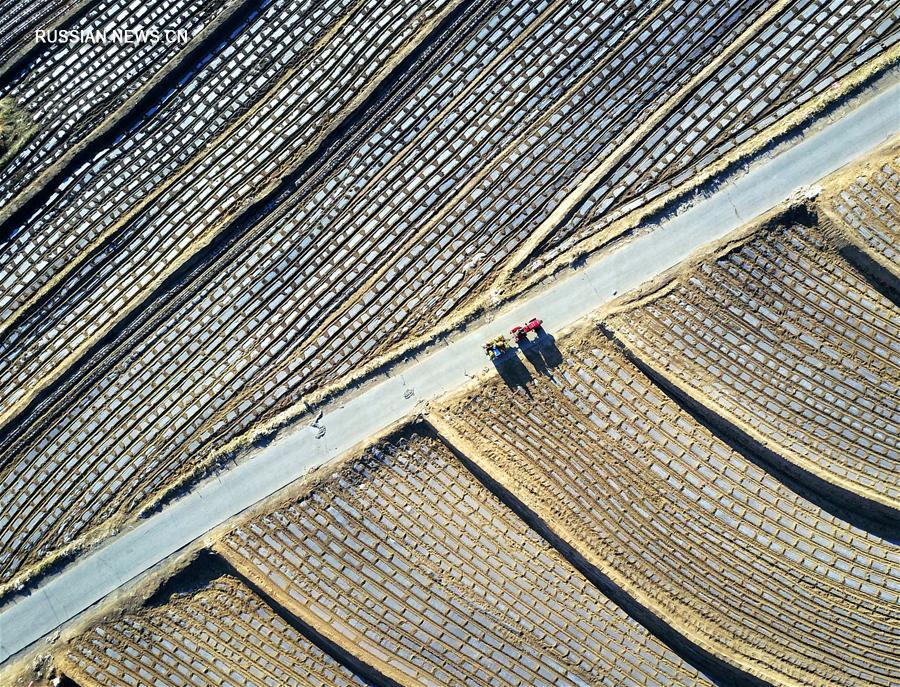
[0, 81, 897, 666]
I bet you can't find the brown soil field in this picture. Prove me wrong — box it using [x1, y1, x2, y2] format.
[216, 432, 710, 687]
[62, 572, 373, 687]
[435, 319, 899, 687]
[604, 219, 899, 514]
[819, 142, 899, 277]
[18, 198, 898, 682]
[0, 0, 896, 615]
[40, 431, 714, 686]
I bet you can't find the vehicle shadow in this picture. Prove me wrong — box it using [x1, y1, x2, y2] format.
[492, 350, 533, 396]
[519, 331, 563, 376]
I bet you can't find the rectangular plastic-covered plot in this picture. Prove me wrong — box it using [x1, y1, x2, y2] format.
[609, 222, 899, 513]
[0, 0, 78, 65]
[0, 0, 458, 595]
[0, 0, 451, 400]
[825, 156, 899, 274]
[219, 433, 711, 687]
[441, 336, 900, 687]
[0, 0, 232, 208]
[64, 575, 372, 687]
[541, 0, 898, 271]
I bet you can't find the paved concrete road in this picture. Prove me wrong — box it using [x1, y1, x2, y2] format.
[1, 83, 897, 664]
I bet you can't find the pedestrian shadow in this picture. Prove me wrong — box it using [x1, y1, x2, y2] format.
[519, 331, 563, 376]
[492, 350, 533, 396]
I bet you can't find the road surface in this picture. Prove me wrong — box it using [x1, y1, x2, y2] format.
[1, 81, 897, 664]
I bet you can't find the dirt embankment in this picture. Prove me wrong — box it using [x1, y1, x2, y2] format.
[0, 96, 37, 169]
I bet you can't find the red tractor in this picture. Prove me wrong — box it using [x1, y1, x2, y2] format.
[511, 318, 543, 343]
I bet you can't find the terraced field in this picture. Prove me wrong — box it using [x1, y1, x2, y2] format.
[64, 574, 373, 687]
[438, 333, 900, 687]
[0, 0, 457, 591]
[0, 0, 82, 69]
[218, 433, 709, 687]
[0, 0, 897, 647]
[606, 222, 899, 514]
[528, 0, 900, 277]
[0, 0, 234, 211]
[823, 149, 899, 275]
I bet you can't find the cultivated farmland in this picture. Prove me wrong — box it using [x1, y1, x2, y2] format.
[0, 0, 898, 684]
[822, 146, 899, 275]
[438, 330, 900, 687]
[529, 0, 900, 278]
[64, 574, 373, 687]
[0, 0, 895, 596]
[0, 0, 82, 69]
[0, 0, 457, 591]
[217, 433, 709, 687]
[0, 0, 235, 211]
[606, 221, 899, 514]
[46, 431, 714, 687]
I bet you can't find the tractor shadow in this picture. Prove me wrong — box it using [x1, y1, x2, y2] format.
[519, 331, 563, 376]
[492, 350, 533, 397]
[491, 331, 563, 393]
